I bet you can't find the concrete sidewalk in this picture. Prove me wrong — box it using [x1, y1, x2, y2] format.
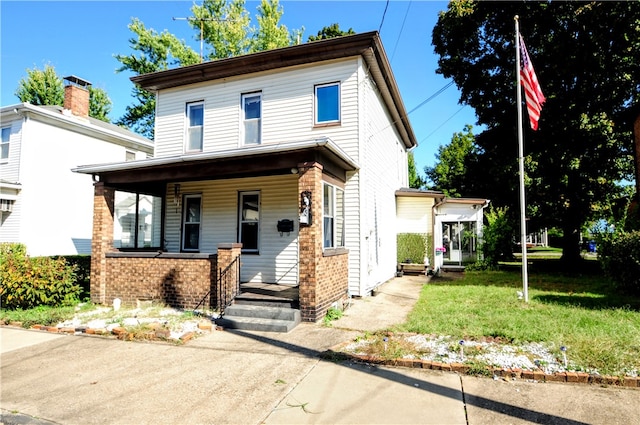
[1, 275, 638, 425]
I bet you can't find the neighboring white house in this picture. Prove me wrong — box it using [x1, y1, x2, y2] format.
[74, 32, 418, 321]
[0, 77, 153, 256]
[396, 188, 489, 271]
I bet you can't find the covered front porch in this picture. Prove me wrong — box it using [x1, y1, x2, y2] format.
[77, 138, 357, 322]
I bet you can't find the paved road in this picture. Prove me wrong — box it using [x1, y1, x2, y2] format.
[1, 275, 638, 424]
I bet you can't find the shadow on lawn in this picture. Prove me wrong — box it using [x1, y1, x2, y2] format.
[533, 293, 640, 311]
[432, 258, 640, 311]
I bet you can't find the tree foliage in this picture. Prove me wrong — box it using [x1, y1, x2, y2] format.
[425, 124, 477, 197]
[408, 152, 425, 189]
[15, 64, 64, 106]
[116, 0, 303, 139]
[432, 1, 640, 263]
[308, 23, 355, 41]
[14, 65, 113, 122]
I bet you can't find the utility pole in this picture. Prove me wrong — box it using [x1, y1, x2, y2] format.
[173, 17, 224, 63]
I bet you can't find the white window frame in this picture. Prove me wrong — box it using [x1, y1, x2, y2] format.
[181, 194, 202, 252]
[1, 126, 10, 160]
[241, 92, 262, 145]
[314, 82, 341, 125]
[238, 191, 260, 253]
[323, 182, 345, 249]
[186, 101, 204, 152]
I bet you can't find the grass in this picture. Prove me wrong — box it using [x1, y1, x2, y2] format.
[0, 303, 93, 328]
[397, 259, 640, 376]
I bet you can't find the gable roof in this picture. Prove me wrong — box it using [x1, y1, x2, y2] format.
[132, 31, 417, 149]
[0, 103, 153, 153]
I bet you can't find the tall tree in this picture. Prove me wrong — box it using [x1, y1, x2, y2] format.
[407, 152, 424, 189]
[15, 65, 64, 106]
[425, 124, 477, 197]
[432, 1, 639, 263]
[116, 0, 303, 139]
[308, 23, 355, 41]
[115, 19, 200, 138]
[15, 65, 113, 122]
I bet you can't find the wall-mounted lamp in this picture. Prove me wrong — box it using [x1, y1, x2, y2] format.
[299, 190, 312, 226]
[290, 167, 299, 174]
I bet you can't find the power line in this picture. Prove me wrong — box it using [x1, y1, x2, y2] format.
[421, 105, 466, 143]
[379, 0, 390, 33]
[407, 81, 454, 115]
[390, 0, 412, 64]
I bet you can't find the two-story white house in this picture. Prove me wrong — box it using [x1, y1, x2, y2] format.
[74, 32, 418, 323]
[0, 77, 153, 256]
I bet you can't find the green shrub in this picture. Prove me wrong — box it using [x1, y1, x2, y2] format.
[53, 255, 91, 298]
[481, 206, 514, 267]
[597, 231, 640, 295]
[0, 243, 81, 310]
[397, 233, 431, 265]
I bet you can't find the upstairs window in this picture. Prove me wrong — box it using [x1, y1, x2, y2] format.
[1, 127, 10, 160]
[186, 101, 204, 152]
[315, 82, 340, 125]
[242, 92, 262, 145]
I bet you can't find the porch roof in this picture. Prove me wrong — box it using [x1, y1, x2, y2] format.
[73, 137, 359, 194]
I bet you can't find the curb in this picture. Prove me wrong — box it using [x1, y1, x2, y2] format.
[324, 343, 640, 389]
[1, 321, 213, 344]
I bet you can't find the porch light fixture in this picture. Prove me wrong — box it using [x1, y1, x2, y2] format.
[299, 190, 312, 226]
[290, 167, 299, 174]
[174, 183, 181, 212]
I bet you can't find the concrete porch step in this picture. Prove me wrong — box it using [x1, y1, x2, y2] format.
[233, 292, 299, 309]
[216, 304, 301, 333]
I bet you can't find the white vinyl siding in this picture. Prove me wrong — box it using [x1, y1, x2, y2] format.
[0, 119, 21, 182]
[0, 114, 151, 256]
[164, 175, 299, 285]
[354, 66, 409, 296]
[153, 59, 360, 160]
[396, 196, 435, 235]
[153, 55, 412, 296]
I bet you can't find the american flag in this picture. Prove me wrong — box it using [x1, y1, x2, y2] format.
[519, 34, 545, 130]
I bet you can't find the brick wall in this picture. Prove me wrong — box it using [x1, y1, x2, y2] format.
[89, 181, 241, 310]
[297, 161, 350, 322]
[104, 254, 216, 309]
[314, 250, 349, 320]
[90, 182, 115, 305]
[64, 84, 90, 117]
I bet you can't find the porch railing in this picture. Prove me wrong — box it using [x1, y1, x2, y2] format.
[217, 255, 241, 315]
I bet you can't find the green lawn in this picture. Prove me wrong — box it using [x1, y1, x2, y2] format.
[399, 260, 640, 376]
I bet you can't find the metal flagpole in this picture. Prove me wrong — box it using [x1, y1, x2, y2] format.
[515, 15, 529, 303]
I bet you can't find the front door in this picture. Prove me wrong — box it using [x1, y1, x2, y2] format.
[441, 221, 477, 265]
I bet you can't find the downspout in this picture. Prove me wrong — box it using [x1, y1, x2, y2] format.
[432, 197, 446, 272]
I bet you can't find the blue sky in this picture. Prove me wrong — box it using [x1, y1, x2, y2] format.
[0, 0, 480, 172]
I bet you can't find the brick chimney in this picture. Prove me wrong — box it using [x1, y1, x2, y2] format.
[63, 76, 91, 117]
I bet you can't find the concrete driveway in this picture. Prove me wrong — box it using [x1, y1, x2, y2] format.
[1, 275, 638, 425]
